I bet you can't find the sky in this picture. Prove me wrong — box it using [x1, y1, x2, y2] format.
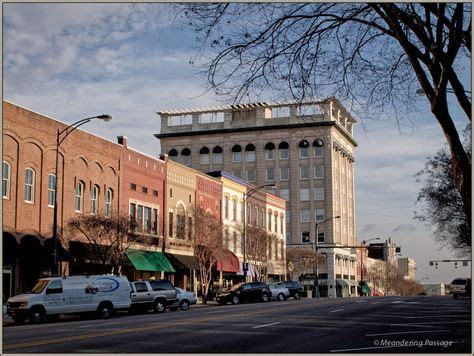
[3, 3, 471, 285]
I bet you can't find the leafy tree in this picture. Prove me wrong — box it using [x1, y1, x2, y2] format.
[189, 206, 224, 304]
[181, 3, 471, 234]
[415, 125, 471, 256]
[67, 214, 140, 275]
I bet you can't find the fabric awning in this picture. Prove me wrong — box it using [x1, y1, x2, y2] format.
[214, 248, 240, 273]
[126, 249, 176, 272]
[336, 279, 350, 289]
[167, 253, 200, 270]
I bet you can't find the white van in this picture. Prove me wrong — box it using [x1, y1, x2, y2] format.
[7, 275, 131, 324]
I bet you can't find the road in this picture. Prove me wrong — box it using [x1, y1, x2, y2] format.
[2, 295, 471, 353]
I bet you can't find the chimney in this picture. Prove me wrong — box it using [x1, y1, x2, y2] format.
[117, 136, 128, 146]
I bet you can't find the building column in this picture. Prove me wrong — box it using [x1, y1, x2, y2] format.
[326, 251, 337, 298]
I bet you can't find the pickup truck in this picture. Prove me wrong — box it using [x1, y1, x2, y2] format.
[129, 280, 178, 313]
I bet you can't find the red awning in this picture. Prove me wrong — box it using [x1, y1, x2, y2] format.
[215, 248, 240, 273]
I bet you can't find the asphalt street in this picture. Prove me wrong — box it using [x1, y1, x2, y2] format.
[2, 295, 471, 353]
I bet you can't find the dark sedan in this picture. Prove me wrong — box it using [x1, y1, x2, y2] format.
[216, 282, 271, 305]
[277, 281, 304, 300]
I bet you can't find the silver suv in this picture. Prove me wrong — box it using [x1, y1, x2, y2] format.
[449, 278, 471, 298]
[130, 280, 178, 312]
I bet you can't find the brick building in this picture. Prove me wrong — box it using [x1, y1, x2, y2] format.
[3, 101, 121, 297]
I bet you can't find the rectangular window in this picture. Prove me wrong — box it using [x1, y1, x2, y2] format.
[224, 196, 229, 219]
[153, 208, 158, 235]
[315, 209, 325, 221]
[105, 189, 112, 216]
[279, 148, 289, 160]
[48, 174, 56, 207]
[233, 151, 241, 163]
[75, 182, 84, 212]
[265, 150, 274, 160]
[246, 151, 255, 162]
[280, 167, 289, 180]
[301, 231, 310, 243]
[130, 183, 137, 191]
[91, 186, 99, 214]
[266, 168, 275, 181]
[200, 154, 209, 165]
[272, 106, 290, 118]
[268, 212, 272, 231]
[280, 216, 284, 235]
[233, 170, 242, 179]
[213, 153, 223, 164]
[314, 145, 324, 157]
[246, 169, 256, 182]
[168, 212, 174, 237]
[153, 190, 159, 197]
[315, 187, 325, 200]
[300, 188, 310, 201]
[318, 232, 325, 243]
[130, 203, 136, 222]
[274, 215, 278, 232]
[144, 207, 151, 233]
[300, 147, 309, 158]
[286, 232, 291, 244]
[2, 162, 10, 199]
[300, 166, 309, 179]
[232, 199, 237, 221]
[314, 166, 324, 179]
[24, 168, 35, 203]
[137, 205, 144, 232]
[279, 188, 289, 201]
[142, 187, 148, 194]
[286, 210, 290, 222]
[182, 155, 191, 166]
[300, 209, 310, 222]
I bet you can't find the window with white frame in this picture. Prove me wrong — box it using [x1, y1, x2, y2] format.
[233, 151, 241, 163]
[272, 106, 290, 118]
[274, 214, 278, 232]
[233, 170, 242, 179]
[280, 215, 284, 234]
[245, 144, 256, 162]
[181, 148, 191, 166]
[232, 198, 237, 221]
[47, 174, 56, 207]
[315, 187, 325, 200]
[300, 209, 310, 222]
[200, 147, 210, 164]
[75, 181, 84, 212]
[105, 189, 113, 216]
[317, 231, 325, 243]
[299, 142, 309, 158]
[315, 208, 325, 221]
[300, 188, 310, 201]
[266, 167, 275, 181]
[279, 188, 289, 201]
[224, 195, 229, 219]
[2, 161, 11, 199]
[280, 167, 289, 180]
[246, 169, 256, 182]
[91, 185, 99, 214]
[314, 139, 324, 157]
[300, 166, 309, 179]
[279, 142, 289, 160]
[24, 168, 35, 203]
[301, 231, 310, 243]
[265, 142, 275, 160]
[213, 146, 223, 164]
[268, 211, 272, 231]
[314, 166, 324, 179]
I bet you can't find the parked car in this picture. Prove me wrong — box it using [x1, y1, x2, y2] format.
[449, 278, 471, 298]
[130, 280, 178, 313]
[216, 282, 271, 305]
[7, 275, 131, 324]
[277, 281, 304, 300]
[170, 287, 197, 311]
[268, 284, 290, 301]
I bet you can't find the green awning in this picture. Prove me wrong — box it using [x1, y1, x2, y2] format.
[336, 279, 350, 289]
[126, 249, 176, 272]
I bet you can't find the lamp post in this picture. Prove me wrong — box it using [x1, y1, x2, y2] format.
[52, 114, 112, 276]
[313, 215, 340, 298]
[242, 184, 275, 281]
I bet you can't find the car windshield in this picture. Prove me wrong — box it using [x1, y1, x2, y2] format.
[452, 279, 467, 285]
[29, 280, 49, 294]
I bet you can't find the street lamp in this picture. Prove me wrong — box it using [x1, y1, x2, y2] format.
[52, 114, 112, 276]
[313, 215, 340, 298]
[242, 184, 275, 281]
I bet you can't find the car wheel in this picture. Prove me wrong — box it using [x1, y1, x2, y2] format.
[179, 300, 190, 311]
[231, 295, 240, 305]
[277, 293, 285, 301]
[154, 299, 166, 313]
[294, 293, 301, 300]
[262, 293, 270, 303]
[29, 307, 45, 324]
[97, 303, 113, 319]
[12, 314, 27, 324]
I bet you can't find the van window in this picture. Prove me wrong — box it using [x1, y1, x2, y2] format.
[30, 280, 49, 294]
[452, 279, 468, 285]
[150, 280, 172, 291]
[46, 280, 63, 294]
[134, 282, 149, 293]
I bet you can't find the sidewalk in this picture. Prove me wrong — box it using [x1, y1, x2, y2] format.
[194, 298, 219, 308]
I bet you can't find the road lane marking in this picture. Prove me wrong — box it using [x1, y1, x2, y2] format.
[329, 309, 344, 313]
[370, 302, 381, 305]
[252, 322, 281, 329]
[366, 329, 451, 336]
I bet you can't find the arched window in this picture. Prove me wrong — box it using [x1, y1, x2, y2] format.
[265, 142, 275, 160]
[181, 148, 191, 166]
[91, 185, 99, 214]
[24, 168, 35, 203]
[278, 141, 289, 160]
[245, 143, 256, 162]
[3, 161, 11, 199]
[224, 195, 229, 219]
[200, 147, 210, 164]
[232, 197, 237, 221]
[299, 140, 309, 158]
[105, 188, 113, 216]
[47, 174, 56, 207]
[176, 205, 186, 239]
[313, 139, 324, 157]
[168, 149, 178, 162]
[232, 145, 242, 163]
[213, 146, 223, 164]
[75, 181, 84, 212]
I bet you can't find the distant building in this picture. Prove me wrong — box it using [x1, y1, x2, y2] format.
[397, 257, 416, 280]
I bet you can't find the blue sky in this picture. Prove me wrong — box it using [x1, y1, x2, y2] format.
[3, 3, 471, 284]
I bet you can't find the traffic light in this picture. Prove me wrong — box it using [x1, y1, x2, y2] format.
[454, 262, 458, 269]
[435, 262, 438, 269]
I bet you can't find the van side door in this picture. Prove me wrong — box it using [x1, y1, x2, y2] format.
[44, 280, 66, 314]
